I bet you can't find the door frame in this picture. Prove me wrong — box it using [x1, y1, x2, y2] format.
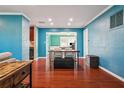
[83, 28, 89, 57]
[46, 32, 77, 57]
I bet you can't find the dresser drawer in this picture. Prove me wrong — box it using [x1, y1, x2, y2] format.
[0, 77, 13, 88]
[13, 65, 30, 85]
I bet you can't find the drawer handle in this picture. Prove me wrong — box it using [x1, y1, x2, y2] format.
[22, 71, 26, 75]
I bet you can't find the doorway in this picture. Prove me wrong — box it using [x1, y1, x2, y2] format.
[46, 32, 77, 57]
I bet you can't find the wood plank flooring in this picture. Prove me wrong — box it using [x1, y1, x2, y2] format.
[29, 58, 124, 88]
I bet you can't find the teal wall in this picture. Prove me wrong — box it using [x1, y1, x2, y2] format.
[38, 28, 83, 57]
[0, 15, 22, 60]
[86, 5, 124, 78]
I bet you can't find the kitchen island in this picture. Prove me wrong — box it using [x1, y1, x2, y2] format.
[48, 50, 80, 69]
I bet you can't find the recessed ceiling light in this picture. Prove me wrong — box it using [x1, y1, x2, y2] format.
[69, 18, 73, 22]
[50, 22, 54, 26]
[48, 18, 52, 22]
[67, 22, 71, 26]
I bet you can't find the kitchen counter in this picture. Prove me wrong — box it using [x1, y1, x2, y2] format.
[48, 50, 80, 70]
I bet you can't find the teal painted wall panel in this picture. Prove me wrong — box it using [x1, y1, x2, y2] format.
[0, 15, 22, 60]
[38, 28, 83, 57]
[86, 5, 124, 78]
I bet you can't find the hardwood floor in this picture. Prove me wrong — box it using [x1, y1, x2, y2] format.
[29, 58, 124, 88]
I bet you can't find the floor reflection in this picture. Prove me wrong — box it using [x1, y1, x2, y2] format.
[31, 58, 124, 88]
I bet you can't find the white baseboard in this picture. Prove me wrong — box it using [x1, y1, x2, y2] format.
[33, 57, 39, 60]
[33, 57, 46, 60]
[79, 57, 85, 59]
[38, 57, 46, 59]
[38, 57, 84, 59]
[99, 66, 124, 82]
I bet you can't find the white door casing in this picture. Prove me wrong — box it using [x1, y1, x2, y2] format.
[83, 28, 89, 57]
[46, 32, 77, 57]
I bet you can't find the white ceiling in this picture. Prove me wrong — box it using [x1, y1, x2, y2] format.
[0, 5, 109, 28]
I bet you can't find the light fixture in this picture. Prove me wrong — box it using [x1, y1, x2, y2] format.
[48, 18, 52, 22]
[69, 18, 73, 22]
[50, 22, 54, 26]
[67, 22, 71, 26]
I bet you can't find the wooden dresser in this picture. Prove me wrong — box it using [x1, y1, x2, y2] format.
[0, 61, 32, 88]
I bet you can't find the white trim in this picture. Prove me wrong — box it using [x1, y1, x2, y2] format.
[38, 57, 46, 59]
[99, 66, 124, 82]
[84, 5, 113, 27]
[46, 32, 77, 56]
[35, 57, 85, 59]
[79, 57, 85, 59]
[33, 57, 46, 61]
[83, 28, 89, 56]
[0, 12, 30, 21]
[83, 56, 87, 58]
[33, 57, 39, 60]
[46, 32, 49, 57]
[33, 26, 36, 59]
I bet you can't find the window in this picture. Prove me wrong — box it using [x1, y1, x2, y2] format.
[110, 10, 123, 28]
